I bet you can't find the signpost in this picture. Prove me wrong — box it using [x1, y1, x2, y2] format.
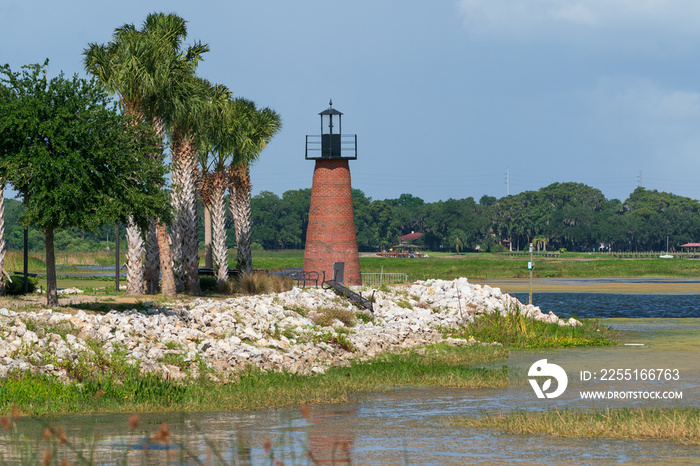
[528, 243, 534, 305]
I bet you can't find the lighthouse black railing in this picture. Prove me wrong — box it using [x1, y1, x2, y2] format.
[305, 134, 357, 160]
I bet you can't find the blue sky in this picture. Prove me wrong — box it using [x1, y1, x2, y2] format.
[3, 1, 700, 203]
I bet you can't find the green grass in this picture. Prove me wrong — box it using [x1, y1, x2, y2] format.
[359, 255, 700, 280]
[452, 307, 618, 348]
[252, 250, 700, 280]
[449, 408, 700, 445]
[8, 249, 700, 285]
[0, 343, 510, 416]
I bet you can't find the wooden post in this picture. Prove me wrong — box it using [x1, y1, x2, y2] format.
[23, 226, 28, 294]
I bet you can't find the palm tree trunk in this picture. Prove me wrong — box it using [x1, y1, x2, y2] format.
[204, 203, 213, 269]
[156, 221, 177, 296]
[182, 151, 201, 295]
[200, 173, 214, 270]
[229, 164, 253, 274]
[144, 219, 160, 293]
[170, 160, 185, 292]
[172, 133, 201, 294]
[125, 216, 144, 295]
[45, 226, 58, 307]
[0, 182, 5, 296]
[211, 176, 228, 285]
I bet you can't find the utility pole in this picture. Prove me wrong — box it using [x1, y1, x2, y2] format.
[506, 168, 510, 196]
[638, 171, 642, 188]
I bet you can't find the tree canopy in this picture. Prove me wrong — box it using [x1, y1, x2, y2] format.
[0, 61, 168, 305]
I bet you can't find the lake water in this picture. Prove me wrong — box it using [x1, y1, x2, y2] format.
[512, 292, 700, 319]
[8, 381, 699, 465]
[2, 295, 699, 464]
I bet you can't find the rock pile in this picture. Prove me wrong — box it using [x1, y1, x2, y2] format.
[0, 278, 579, 382]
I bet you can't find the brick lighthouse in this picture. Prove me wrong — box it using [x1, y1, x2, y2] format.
[303, 100, 361, 285]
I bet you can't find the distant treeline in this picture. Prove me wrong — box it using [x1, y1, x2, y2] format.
[249, 183, 700, 253]
[5, 182, 700, 253]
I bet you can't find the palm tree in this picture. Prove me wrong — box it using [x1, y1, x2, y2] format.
[85, 25, 151, 295]
[199, 96, 239, 285]
[195, 87, 231, 276]
[228, 98, 282, 274]
[84, 12, 206, 296]
[162, 78, 227, 294]
[533, 236, 547, 252]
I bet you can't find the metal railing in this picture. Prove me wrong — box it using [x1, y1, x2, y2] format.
[361, 272, 408, 287]
[305, 134, 357, 160]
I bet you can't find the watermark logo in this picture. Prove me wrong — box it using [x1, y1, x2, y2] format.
[528, 359, 568, 399]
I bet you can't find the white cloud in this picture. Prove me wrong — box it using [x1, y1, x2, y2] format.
[456, 0, 700, 42]
[599, 79, 700, 122]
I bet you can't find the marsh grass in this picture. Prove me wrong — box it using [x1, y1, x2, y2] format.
[1, 343, 509, 416]
[453, 305, 618, 348]
[315, 329, 356, 352]
[237, 272, 293, 295]
[4, 251, 116, 273]
[451, 408, 700, 445]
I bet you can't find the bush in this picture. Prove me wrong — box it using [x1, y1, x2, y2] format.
[5, 274, 37, 295]
[269, 274, 293, 293]
[199, 276, 218, 292]
[237, 272, 293, 295]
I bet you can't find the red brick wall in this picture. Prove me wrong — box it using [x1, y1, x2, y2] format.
[303, 159, 361, 285]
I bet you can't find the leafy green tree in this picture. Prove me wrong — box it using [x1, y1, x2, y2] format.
[0, 62, 168, 306]
[447, 228, 466, 254]
[281, 189, 312, 248]
[386, 193, 426, 238]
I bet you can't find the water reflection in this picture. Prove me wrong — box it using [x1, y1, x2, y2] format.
[4, 385, 698, 464]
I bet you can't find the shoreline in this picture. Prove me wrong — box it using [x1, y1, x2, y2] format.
[474, 278, 700, 294]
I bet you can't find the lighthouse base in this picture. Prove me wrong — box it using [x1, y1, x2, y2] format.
[303, 159, 361, 286]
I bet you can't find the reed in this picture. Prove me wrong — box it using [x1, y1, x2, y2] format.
[3, 251, 116, 273]
[237, 272, 293, 295]
[451, 408, 700, 445]
[0, 405, 358, 465]
[452, 306, 618, 348]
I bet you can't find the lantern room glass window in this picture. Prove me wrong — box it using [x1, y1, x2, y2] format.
[321, 112, 341, 135]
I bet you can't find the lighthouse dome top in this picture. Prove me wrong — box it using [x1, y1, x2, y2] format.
[319, 100, 343, 116]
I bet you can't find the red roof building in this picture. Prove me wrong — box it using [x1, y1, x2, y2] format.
[399, 232, 423, 243]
